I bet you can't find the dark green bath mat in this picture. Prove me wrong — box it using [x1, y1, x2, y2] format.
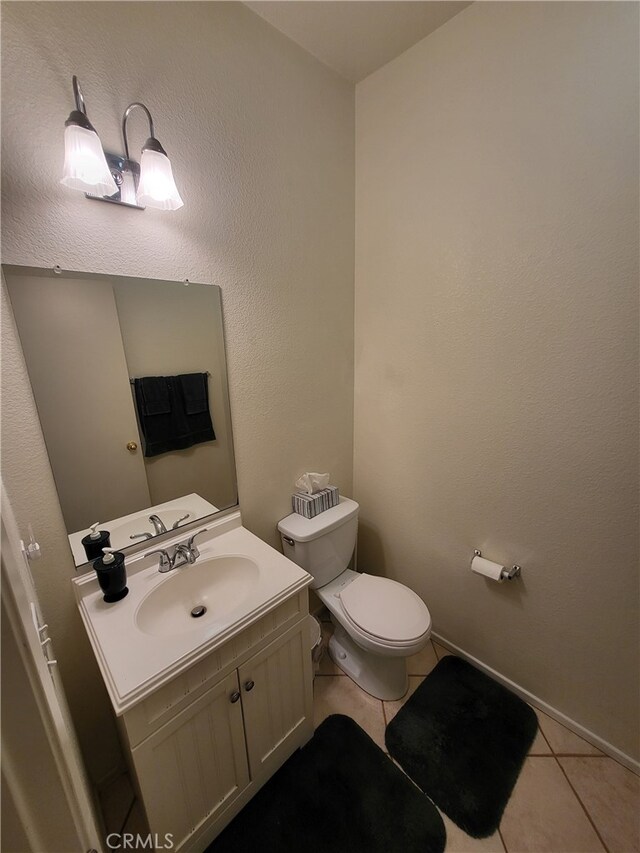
[209, 714, 446, 853]
[385, 655, 538, 838]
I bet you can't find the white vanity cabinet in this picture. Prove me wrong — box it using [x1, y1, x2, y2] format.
[117, 589, 313, 852]
[73, 513, 314, 851]
[130, 670, 249, 843]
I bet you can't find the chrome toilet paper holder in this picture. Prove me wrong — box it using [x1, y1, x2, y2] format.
[474, 550, 522, 581]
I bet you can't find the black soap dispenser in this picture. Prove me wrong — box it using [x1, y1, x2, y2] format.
[94, 548, 128, 603]
[82, 522, 111, 561]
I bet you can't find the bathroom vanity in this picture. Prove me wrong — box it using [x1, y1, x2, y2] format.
[73, 510, 314, 851]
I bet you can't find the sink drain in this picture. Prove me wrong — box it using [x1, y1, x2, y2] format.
[191, 605, 207, 618]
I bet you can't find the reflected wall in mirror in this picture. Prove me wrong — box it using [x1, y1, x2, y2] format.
[3, 265, 238, 568]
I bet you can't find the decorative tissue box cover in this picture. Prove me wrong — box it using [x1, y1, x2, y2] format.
[292, 486, 339, 518]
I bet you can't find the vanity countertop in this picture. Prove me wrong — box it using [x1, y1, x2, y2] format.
[72, 510, 312, 715]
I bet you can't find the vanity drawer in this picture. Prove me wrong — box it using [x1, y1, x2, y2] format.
[121, 588, 308, 747]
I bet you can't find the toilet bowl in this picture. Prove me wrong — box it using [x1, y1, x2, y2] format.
[278, 497, 431, 700]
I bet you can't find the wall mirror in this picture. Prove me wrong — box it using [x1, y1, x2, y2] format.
[3, 265, 238, 569]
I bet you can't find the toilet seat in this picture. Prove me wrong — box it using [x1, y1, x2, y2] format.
[315, 569, 432, 659]
[338, 573, 431, 645]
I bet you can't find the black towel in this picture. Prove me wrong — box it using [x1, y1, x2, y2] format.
[177, 372, 216, 447]
[180, 372, 209, 415]
[137, 376, 171, 415]
[133, 373, 215, 457]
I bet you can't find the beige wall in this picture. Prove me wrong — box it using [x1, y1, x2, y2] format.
[1, 1, 354, 783]
[355, 1, 639, 759]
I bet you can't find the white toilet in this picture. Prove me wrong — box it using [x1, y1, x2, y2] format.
[278, 497, 431, 700]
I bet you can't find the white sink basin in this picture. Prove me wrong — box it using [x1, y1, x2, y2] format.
[135, 555, 259, 637]
[72, 513, 312, 714]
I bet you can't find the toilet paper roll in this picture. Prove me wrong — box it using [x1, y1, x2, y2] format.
[471, 554, 505, 583]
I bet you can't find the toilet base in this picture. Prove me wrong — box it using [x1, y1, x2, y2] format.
[328, 620, 409, 701]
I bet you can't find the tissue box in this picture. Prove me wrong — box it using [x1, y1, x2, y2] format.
[292, 485, 339, 519]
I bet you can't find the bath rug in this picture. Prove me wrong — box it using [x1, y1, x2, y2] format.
[385, 655, 538, 838]
[208, 714, 446, 853]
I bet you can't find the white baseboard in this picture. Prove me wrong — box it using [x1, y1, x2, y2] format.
[431, 632, 640, 776]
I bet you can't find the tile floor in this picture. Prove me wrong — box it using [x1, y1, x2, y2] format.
[99, 626, 639, 853]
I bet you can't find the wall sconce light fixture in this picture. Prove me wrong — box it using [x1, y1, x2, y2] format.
[60, 76, 183, 211]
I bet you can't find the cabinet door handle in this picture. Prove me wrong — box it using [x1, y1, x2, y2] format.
[230, 691, 241, 703]
[244, 680, 255, 692]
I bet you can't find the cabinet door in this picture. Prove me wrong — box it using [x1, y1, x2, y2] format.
[131, 671, 249, 849]
[239, 620, 313, 780]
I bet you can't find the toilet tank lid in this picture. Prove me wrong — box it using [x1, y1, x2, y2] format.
[278, 497, 359, 543]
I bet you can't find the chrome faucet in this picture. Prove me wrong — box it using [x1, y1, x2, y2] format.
[145, 547, 173, 572]
[148, 514, 168, 535]
[130, 512, 190, 541]
[145, 529, 209, 573]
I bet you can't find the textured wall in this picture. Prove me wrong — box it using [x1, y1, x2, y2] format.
[1, 1, 354, 783]
[355, 2, 639, 758]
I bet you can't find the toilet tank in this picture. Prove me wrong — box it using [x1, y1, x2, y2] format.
[277, 497, 359, 589]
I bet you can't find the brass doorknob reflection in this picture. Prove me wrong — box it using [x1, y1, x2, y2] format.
[126, 441, 138, 453]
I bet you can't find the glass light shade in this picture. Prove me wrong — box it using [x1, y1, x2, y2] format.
[60, 124, 118, 196]
[137, 148, 184, 210]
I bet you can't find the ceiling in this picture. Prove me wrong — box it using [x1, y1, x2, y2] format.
[244, 1, 472, 83]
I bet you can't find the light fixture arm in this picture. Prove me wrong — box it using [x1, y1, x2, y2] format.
[122, 102, 155, 161]
[72, 75, 86, 115]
